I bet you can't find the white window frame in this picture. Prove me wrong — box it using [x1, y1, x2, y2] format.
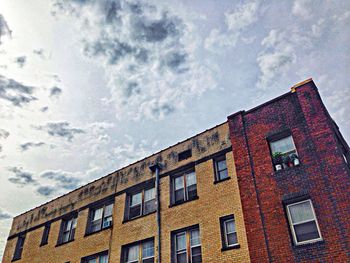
[286, 199, 322, 245]
[224, 219, 238, 247]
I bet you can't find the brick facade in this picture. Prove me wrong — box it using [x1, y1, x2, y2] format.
[228, 79, 350, 262]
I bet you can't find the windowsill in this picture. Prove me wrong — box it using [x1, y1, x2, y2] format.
[274, 163, 301, 173]
[55, 239, 75, 247]
[293, 239, 324, 248]
[169, 196, 199, 208]
[221, 244, 240, 251]
[39, 242, 48, 247]
[11, 257, 21, 262]
[122, 210, 156, 224]
[84, 225, 112, 237]
[214, 177, 231, 184]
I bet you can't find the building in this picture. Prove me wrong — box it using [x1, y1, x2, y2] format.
[2, 79, 350, 263]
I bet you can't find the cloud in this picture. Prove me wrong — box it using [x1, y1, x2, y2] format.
[0, 209, 11, 220]
[35, 121, 85, 141]
[0, 14, 11, 44]
[14, 56, 26, 68]
[40, 106, 49, 112]
[36, 186, 56, 197]
[33, 48, 46, 59]
[52, 0, 215, 120]
[19, 142, 45, 152]
[205, 1, 259, 51]
[40, 170, 81, 190]
[0, 75, 37, 106]
[7, 167, 37, 186]
[292, 0, 312, 19]
[49, 86, 62, 98]
[0, 129, 9, 139]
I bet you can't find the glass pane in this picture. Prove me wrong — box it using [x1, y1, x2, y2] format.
[129, 205, 142, 218]
[187, 184, 197, 200]
[65, 219, 72, 231]
[102, 216, 112, 228]
[104, 204, 113, 217]
[217, 159, 227, 171]
[289, 201, 314, 223]
[294, 221, 320, 242]
[91, 219, 102, 232]
[145, 188, 155, 201]
[176, 252, 187, 263]
[270, 136, 295, 154]
[72, 218, 77, 229]
[225, 220, 235, 234]
[176, 233, 186, 251]
[93, 208, 103, 221]
[190, 229, 200, 246]
[186, 172, 196, 186]
[175, 189, 185, 203]
[191, 247, 202, 263]
[143, 258, 154, 263]
[127, 244, 139, 261]
[131, 192, 142, 206]
[99, 255, 108, 263]
[142, 240, 154, 258]
[88, 259, 97, 263]
[62, 232, 69, 243]
[144, 199, 156, 214]
[175, 176, 184, 190]
[192, 255, 202, 263]
[219, 169, 228, 180]
[227, 233, 238, 246]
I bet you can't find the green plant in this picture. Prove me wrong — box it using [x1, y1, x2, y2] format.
[272, 152, 283, 164]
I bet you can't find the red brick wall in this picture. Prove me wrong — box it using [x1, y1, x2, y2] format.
[228, 80, 350, 262]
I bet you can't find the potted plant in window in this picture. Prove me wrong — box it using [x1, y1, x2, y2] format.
[272, 152, 283, 170]
[282, 154, 291, 169]
[289, 152, 300, 166]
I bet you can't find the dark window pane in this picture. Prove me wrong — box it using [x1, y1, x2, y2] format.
[227, 233, 238, 246]
[90, 219, 102, 232]
[129, 204, 142, 219]
[187, 184, 197, 200]
[175, 189, 185, 203]
[144, 199, 156, 214]
[176, 252, 187, 263]
[295, 221, 320, 242]
[192, 255, 202, 263]
[143, 258, 154, 263]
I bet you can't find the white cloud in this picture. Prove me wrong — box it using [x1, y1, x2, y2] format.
[225, 1, 259, 32]
[292, 0, 312, 19]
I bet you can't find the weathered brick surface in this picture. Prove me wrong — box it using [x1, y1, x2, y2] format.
[228, 80, 350, 262]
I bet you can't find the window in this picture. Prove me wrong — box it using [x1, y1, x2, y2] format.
[269, 134, 299, 171]
[82, 251, 109, 263]
[286, 199, 322, 245]
[58, 216, 77, 244]
[178, 149, 192, 161]
[171, 171, 197, 205]
[172, 226, 202, 263]
[40, 223, 50, 246]
[122, 238, 155, 263]
[88, 203, 113, 234]
[12, 234, 25, 261]
[126, 187, 156, 220]
[214, 155, 229, 182]
[220, 215, 239, 249]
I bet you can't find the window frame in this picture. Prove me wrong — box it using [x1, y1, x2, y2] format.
[171, 224, 202, 263]
[170, 169, 198, 206]
[219, 215, 240, 250]
[57, 214, 78, 245]
[87, 202, 114, 235]
[213, 155, 229, 183]
[121, 237, 155, 263]
[286, 199, 323, 246]
[81, 250, 109, 263]
[40, 223, 51, 246]
[12, 234, 25, 261]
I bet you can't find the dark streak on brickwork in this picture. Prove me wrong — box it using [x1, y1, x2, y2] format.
[228, 80, 350, 262]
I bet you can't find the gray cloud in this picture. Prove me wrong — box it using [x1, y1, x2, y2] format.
[52, 0, 215, 120]
[0, 129, 9, 139]
[36, 186, 56, 197]
[7, 167, 37, 186]
[40, 106, 49, 112]
[40, 170, 80, 190]
[0, 209, 11, 220]
[0, 14, 11, 44]
[14, 56, 26, 68]
[0, 75, 37, 106]
[35, 121, 85, 141]
[20, 142, 45, 152]
[49, 86, 62, 98]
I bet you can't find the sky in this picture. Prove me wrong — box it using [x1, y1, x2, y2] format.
[0, 0, 349, 256]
